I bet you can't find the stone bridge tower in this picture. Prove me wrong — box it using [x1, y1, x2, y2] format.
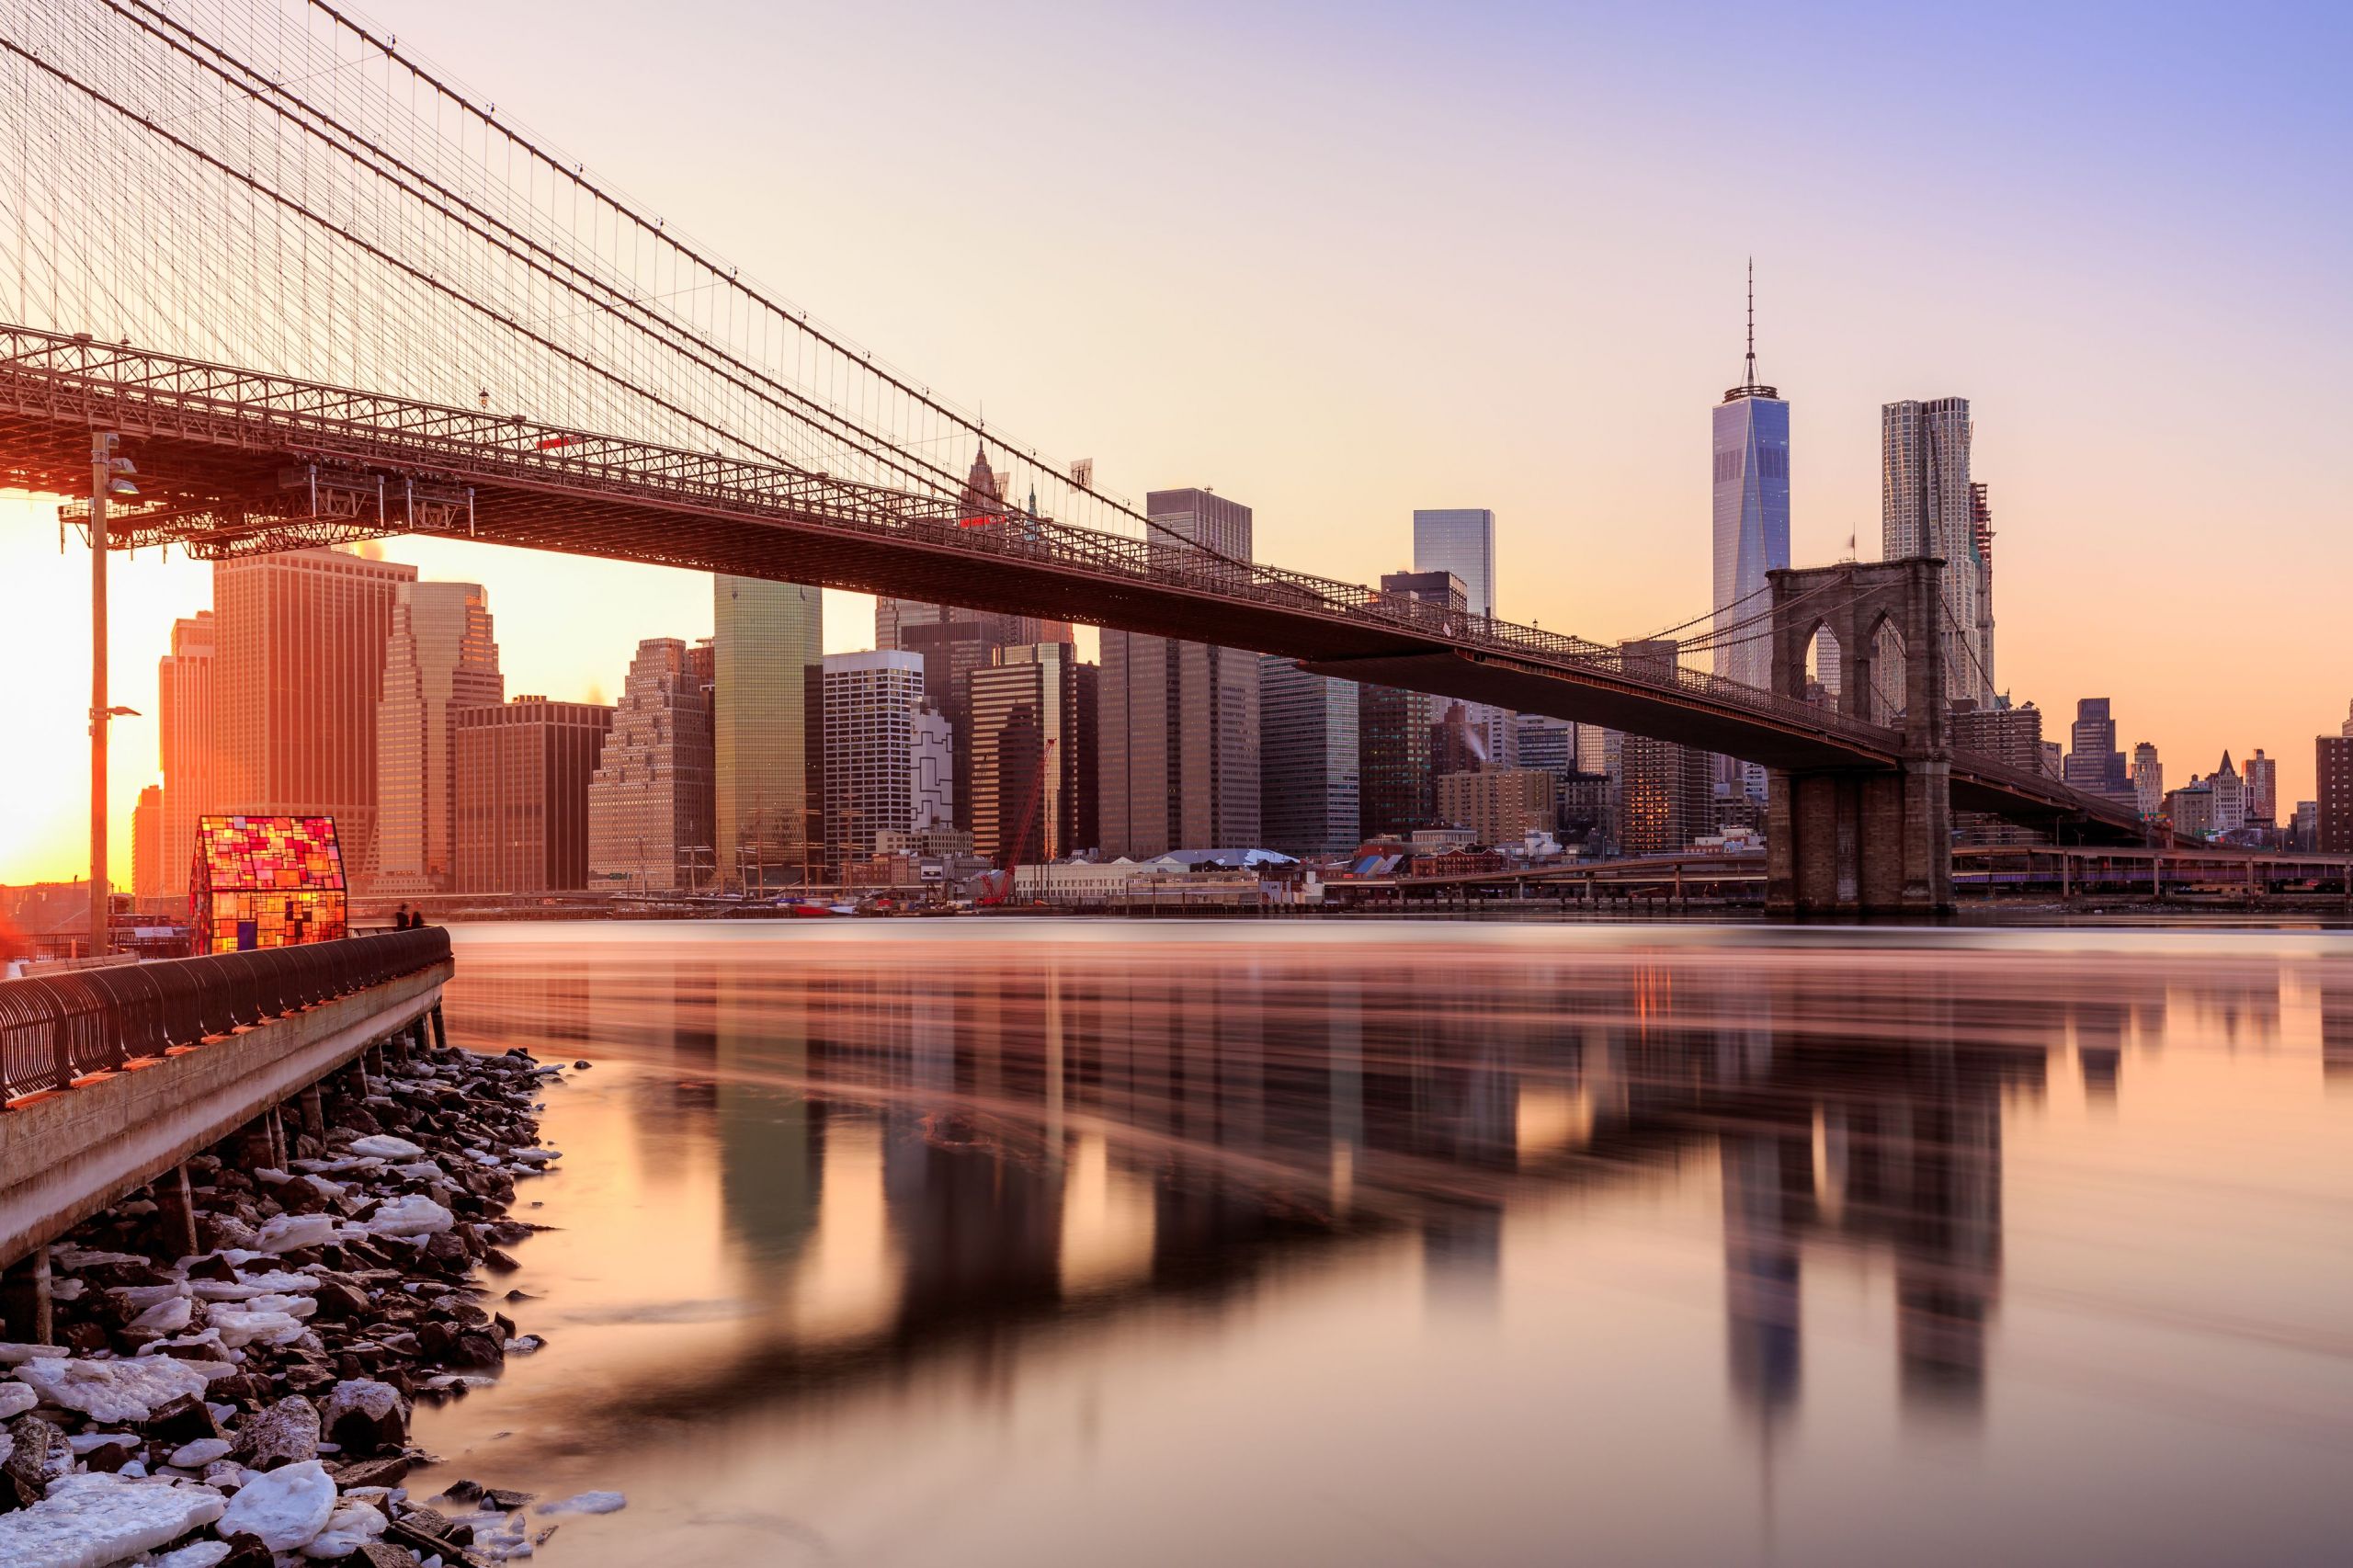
[1765, 559, 1953, 915]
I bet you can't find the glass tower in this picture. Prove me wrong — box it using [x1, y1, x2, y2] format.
[714, 574, 823, 890]
[1711, 268, 1790, 698]
[1412, 508, 1496, 619]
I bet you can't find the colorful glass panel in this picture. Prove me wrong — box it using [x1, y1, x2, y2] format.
[190, 815, 348, 952]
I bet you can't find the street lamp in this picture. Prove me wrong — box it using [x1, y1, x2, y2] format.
[86, 434, 136, 958]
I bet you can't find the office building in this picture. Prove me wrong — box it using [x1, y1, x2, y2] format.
[2291, 799, 2319, 851]
[1881, 397, 1987, 707]
[1358, 684, 1437, 839]
[1515, 715, 1581, 778]
[714, 574, 822, 890]
[821, 651, 928, 872]
[2167, 777, 2214, 839]
[374, 581, 502, 893]
[2244, 748, 2277, 826]
[1950, 699, 2047, 773]
[1260, 655, 1359, 857]
[2324, 737, 2353, 853]
[2131, 742, 2164, 821]
[156, 611, 214, 895]
[131, 786, 165, 900]
[1970, 482, 1996, 696]
[587, 638, 716, 892]
[1437, 768, 1556, 846]
[898, 615, 1030, 832]
[970, 642, 1095, 865]
[2063, 699, 2131, 801]
[1614, 640, 1713, 855]
[211, 548, 416, 884]
[1711, 271, 1790, 696]
[454, 698, 613, 892]
[2210, 752, 2245, 835]
[1412, 508, 1496, 619]
[1098, 489, 1260, 856]
[913, 699, 955, 832]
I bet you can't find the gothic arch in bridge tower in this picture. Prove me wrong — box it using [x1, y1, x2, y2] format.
[1765, 559, 1953, 916]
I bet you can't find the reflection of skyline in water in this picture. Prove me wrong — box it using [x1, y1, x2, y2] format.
[434, 926, 2353, 1567]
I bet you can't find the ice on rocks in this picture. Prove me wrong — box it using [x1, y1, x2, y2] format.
[216, 1458, 335, 1551]
[539, 1491, 626, 1516]
[168, 1437, 232, 1469]
[65, 1432, 139, 1455]
[207, 1305, 306, 1348]
[128, 1295, 193, 1334]
[0, 1381, 37, 1419]
[153, 1542, 233, 1568]
[252, 1213, 338, 1254]
[0, 1471, 226, 1568]
[347, 1135, 426, 1160]
[11, 1354, 212, 1422]
[300, 1498, 387, 1558]
[368, 1195, 455, 1238]
[510, 1148, 562, 1165]
[0, 1343, 69, 1365]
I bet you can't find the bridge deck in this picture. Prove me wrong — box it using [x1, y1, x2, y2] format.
[0, 328, 2138, 831]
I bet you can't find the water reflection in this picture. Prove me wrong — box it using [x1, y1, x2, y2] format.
[432, 926, 2353, 1567]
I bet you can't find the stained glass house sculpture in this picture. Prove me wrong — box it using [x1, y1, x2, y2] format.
[191, 815, 348, 952]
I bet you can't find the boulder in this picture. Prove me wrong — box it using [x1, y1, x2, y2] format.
[233, 1394, 321, 1471]
[2, 1415, 64, 1511]
[321, 1380, 408, 1455]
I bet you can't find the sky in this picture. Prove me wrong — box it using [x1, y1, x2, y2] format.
[4, 0, 2349, 885]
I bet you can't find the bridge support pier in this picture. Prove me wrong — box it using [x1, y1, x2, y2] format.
[1, 1244, 52, 1345]
[1766, 559, 1955, 917]
[157, 1164, 199, 1259]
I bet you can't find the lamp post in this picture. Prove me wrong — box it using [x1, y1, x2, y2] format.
[86, 433, 138, 958]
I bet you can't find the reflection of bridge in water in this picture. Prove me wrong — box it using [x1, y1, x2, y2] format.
[430, 933, 2308, 1456]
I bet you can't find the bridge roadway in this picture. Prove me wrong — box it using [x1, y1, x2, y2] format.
[0, 327, 2139, 837]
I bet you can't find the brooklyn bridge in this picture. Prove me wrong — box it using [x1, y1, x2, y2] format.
[0, 0, 2147, 913]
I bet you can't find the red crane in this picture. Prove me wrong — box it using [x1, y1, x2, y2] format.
[979, 738, 1055, 906]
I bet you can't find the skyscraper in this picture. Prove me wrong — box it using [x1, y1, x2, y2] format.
[970, 642, 1090, 866]
[1412, 508, 1497, 619]
[1097, 488, 1260, 855]
[1969, 481, 1996, 696]
[1614, 639, 1712, 854]
[821, 651, 928, 873]
[1259, 655, 1359, 857]
[2063, 699, 2131, 801]
[1711, 267, 1790, 697]
[876, 449, 1039, 653]
[156, 611, 214, 896]
[2209, 751, 2245, 835]
[131, 785, 165, 900]
[912, 699, 954, 832]
[714, 574, 822, 890]
[454, 698, 613, 892]
[2244, 748, 2277, 826]
[587, 638, 716, 892]
[1357, 684, 1436, 840]
[374, 580, 502, 893]
[2131, 742, 2164, 821]
[211, 548, 416, 883]
[2320, 736, 2353, 853]
[1881, 397, 1987, 707]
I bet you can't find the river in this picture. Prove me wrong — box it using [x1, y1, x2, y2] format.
[414, 919, 2353, 1566]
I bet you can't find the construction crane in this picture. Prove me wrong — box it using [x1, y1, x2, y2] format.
[979, 739, 1055, 906]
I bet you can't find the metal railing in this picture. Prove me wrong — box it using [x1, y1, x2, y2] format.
[0, 928, 450, 1107]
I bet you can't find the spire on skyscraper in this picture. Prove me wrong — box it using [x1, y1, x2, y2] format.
[1724, 257, 1778, 403]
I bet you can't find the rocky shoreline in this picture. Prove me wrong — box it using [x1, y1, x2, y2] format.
[0, 1037, 607, 1567]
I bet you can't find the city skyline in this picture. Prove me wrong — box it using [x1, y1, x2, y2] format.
[2, 0, 2348, 883]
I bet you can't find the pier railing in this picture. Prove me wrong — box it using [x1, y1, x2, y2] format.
[0, 929, 451, 1105]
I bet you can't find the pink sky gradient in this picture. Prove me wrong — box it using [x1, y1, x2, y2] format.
[3, 0, 2347, 884]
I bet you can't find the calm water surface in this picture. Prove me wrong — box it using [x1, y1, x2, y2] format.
[418, 920, 2353, 1566]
